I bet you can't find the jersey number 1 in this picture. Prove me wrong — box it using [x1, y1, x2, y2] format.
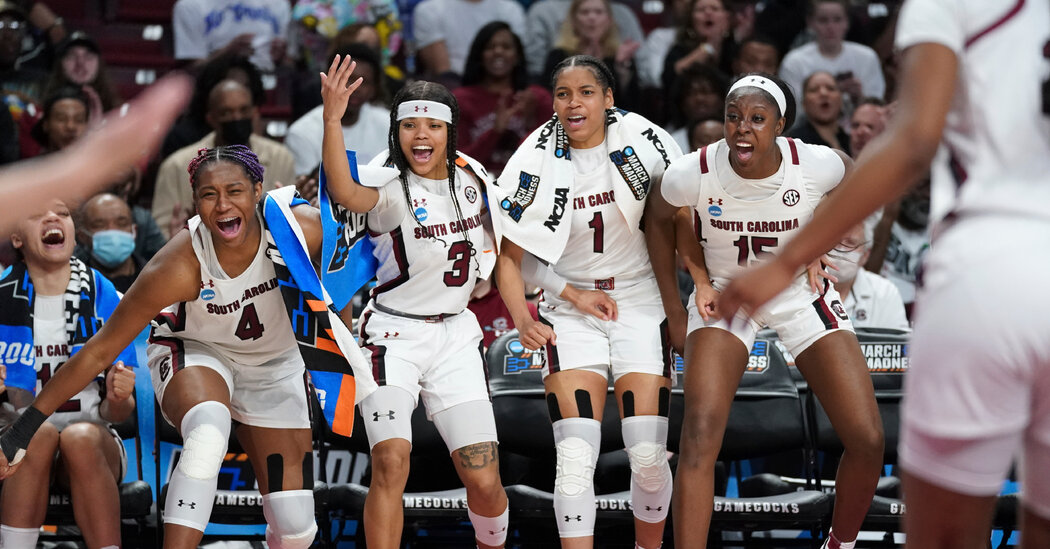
[235, 303, 265, 341]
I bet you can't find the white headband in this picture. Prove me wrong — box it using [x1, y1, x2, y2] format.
[396, 100, 453, 123]
[728, 76, 787, 116]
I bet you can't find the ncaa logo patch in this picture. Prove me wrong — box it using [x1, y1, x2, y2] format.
[708, 205, 722, 217]
[782, 189, 801, 206]
[464, 186, 478, 204]
[200, 289, 216, 301]
[503, 338, 544, 374]
[414, 207, 429, 222]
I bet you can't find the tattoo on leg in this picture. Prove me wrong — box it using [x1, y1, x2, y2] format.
[456, 442, 498, 470]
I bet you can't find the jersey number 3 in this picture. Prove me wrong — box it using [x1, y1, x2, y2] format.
[235, 303, 265, 341]
[443, 241, 472, 287]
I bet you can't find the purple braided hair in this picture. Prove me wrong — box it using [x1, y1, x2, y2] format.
[187, 145, 266, 188]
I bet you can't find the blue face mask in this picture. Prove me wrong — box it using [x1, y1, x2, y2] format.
[90, 229, 135, 268]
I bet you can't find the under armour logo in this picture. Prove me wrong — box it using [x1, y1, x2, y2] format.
[373, 410, 396, 421]
[200, 280, 214, 289]
[177, 499, 197, 509]
[414, 105, 428, 112]
[564, 515, 582, 522]
[645, 505, 663, 511]
[489, 527, 507, 535]
[384, 332, 399, 338]
[759, 79, 767, 85]
[708, 198, 723, 205]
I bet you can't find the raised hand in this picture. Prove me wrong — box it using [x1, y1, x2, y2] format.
[320, 54, 365, 124]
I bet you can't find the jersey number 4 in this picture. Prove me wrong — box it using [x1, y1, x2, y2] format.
[733, 236, 779, 267]
[234, 303, 265, 341]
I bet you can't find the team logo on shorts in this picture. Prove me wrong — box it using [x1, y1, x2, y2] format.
[500, 171, 541, 222]
[503, 338, 544, 374]
[158, 356, 171, 381]
[609, 146, 650, 200]
[782, 189, 801, 206]
[464, 185, 478, 204]
[855, 308, 868, 321]
[831, 300, 849, 320]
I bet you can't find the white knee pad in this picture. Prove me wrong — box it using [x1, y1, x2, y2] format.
[552, 418, 601, 538]
[164, 401, 231, 532]
[1, 524, 41, 549]
[263, 490, 318, 549]
[622, 416, 671, 523]
[468, 504, 509, 547]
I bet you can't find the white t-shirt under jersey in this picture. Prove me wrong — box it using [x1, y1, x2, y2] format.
[367, 166, 493, 316]
[895, 0, 1050, 226]
[661, 137, 844, 287]
[33, 295, 104, 430]
[552, 142, 653, 286]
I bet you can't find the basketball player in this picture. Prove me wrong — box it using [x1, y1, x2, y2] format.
[719, 2, 1050, 547]
[492, 55, 682, 549]
[0, 145, 374, 549]
[651, 74, 884, 549]
[1, 199, 136, 549]
[320, 56, 509, 549]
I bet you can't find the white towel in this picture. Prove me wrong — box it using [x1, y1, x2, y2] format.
[490, 109, 682, 263]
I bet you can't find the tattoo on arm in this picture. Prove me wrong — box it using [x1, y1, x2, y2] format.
[455, 441, 498, 470]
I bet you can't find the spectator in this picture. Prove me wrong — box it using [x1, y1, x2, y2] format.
[730, 34, 780, 77]
[43, 32, 121, 124]
[637, 0, 689, 88]
[543, 0, 640, 111]
[102, 168, 166, 261]
[29, 85, 88, 155]
[523, 0, 643, 80]
[285, 43, 389, 175]
[830, 221, 909, 330]
[662, 0, 736, 93]
[687, 116, 723, 151]
[875, 180, 929, 317]
[152, 79, 295, 238]
[848, 96, 885, 158]
[73, 193, 147, 293]
[411, 0, 525, 79]
[158, 54, 266, 162]
[0, 198, 136, 549]
[173, 0, 294, 72]
[787, 70, 850, 154]
[778, 0, 885, 116]
[665, 62, 726, 153]
[454, 22, 553, 176]
[0, 1, 47, 103]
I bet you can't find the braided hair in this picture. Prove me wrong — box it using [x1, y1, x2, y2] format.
[386, 81, 479, 276]
[550, 54, 617, 96]
[187, 144, 266, 189]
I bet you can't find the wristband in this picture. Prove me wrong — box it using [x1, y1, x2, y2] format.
[1, 406, 47, 464]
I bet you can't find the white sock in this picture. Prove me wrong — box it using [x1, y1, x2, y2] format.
[0, 525, 40, 549]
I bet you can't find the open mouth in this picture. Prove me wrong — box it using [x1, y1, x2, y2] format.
[734, 141, 754, 163]
[41, 227, 65, 248]
[412, 145, 433, 163]
[216, 216, 242, 237]
[566, 115, 586, 129]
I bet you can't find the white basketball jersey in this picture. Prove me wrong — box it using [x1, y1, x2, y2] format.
[33, 295, 103, 429]
[149, 214, 299, 366]
[554, 144, 654, 285]
[692, 138, 826, 287]
[369, 167, 495, 316]
[896, 0, 1050, 225]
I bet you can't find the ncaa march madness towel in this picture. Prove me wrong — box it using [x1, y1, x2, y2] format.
[489, 109, 682, 263]
[0, 258, 137, 393]
[262, 187, 378, 437]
